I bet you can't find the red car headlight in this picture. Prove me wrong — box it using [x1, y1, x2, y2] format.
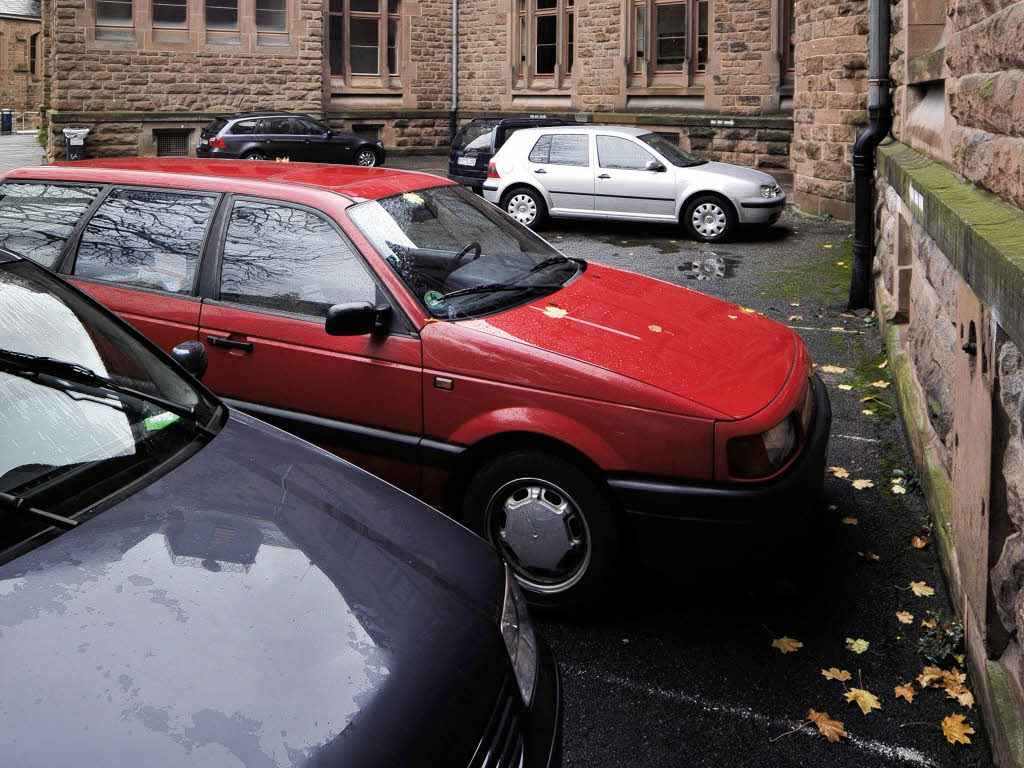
[727, 415, 799, 479]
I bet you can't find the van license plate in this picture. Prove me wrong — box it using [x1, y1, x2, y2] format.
[457, 156, 476, 166]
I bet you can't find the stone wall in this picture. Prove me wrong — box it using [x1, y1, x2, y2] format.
[790, 0, 869, 218]
[0, 15, 43, 126]
[707, 0, 782, 115]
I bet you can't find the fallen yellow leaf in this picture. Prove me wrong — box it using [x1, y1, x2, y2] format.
[878, 360, 888, 368]
[837, 383, 853, 391]
[821, 667, 852, 682]
[790, 302, 800, 307]
[788, 314, 803, 321]
[870, 380, 890, 389]
[910, 581, 935, 597]
[911, 535, 930, 549]
[845, 637, 869, 654]
[841, 516, 858, 525]
[918, 666, 945, 688]
[819, 364, 847, 374]
[852, 479, 875, 490]
[894, 683, 916, 703]
[807, 709, 848, 743]
[946, 686, 975, 709]
[772, 636, 803, 654]
[862, 409, 875, 415]
[858, 550, 880, 562]
[921, 617, 938, 629]
[954, 653, 965, 665]
[942, 668, 967, 689]
[845, 687, 881, 715]
[822, 244, 834, 249]
[728, 314, 738, 319]
[828, 466, 850, 478]
[648, 324, 662, 333]
[891, 484, 907, 495]
[942, 713, 975, 745]
[740, 307, 758, 314]
[830, 326, 845, 331]
[543, 306, 568, 318]
[895, 611, 914, 624]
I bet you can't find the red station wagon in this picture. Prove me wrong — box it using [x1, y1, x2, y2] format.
[0, 160, 831, 607]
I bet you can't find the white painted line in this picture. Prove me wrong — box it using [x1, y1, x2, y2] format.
[562, 664, 937, 767]
[832, 434, 882, 443]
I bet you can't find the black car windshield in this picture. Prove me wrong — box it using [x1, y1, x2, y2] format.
[348, 185, 580, 320]
[0, 258, 221, 555]
[452, 123, 496, 154]
[637, 132, 706, 167]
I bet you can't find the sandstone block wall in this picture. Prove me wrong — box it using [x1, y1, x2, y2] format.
[0, 15, 43, 125]
[708, 0, 781, 114]
[790, 0, 868, 218]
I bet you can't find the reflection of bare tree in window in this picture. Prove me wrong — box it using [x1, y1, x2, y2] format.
[74, 190, 217, 294]
[0, 184, 100, 267]
[220, 201, 376, 317]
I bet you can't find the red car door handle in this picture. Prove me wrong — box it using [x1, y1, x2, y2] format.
[207, 335, 253, 352]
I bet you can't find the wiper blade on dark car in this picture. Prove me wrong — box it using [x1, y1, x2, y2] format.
[0, 348, 216, 438]
[529, 255, 586, 273]
[0, 491, 78, 530]
[437, 281, 564, 301]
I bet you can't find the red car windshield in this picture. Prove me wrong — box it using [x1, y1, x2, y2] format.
[348, 185, 580, 320]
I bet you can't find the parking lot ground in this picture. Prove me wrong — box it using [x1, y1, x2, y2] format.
[0, 132, 45, 171]
[383, 156, 993, 768]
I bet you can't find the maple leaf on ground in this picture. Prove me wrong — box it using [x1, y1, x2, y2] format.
[921, 617, 938, 629]
[954, 653, 966, 665]
[910, 581, 935, 597]
[891, 484, 907, 495]
[852, 479, 875, 490]
[845, 687, 882, 715]
[895, 611, 914, 624]
[858, 551, 880, 562]
[841, 516, 859, 525]
[845, 637, 869, 654]
[870, 380, 891, 389]
[807, 709, 848, 742]
[894, 683, 916, 703]
[878, 360, 888, 369]
[918, 666, 945, 688]
[828, 466, 850, 478]
[946, 686, 975, 709]
[788, 314, 803, 321]
[819, 364, 847, 374]
[772, 636, 803, 654]
[837, 383, 854, 391]
[942, 713, 975, 745]
[911, 535, 930, 549]
[822, 667, 852, 682]
[941, 668, 967, 690]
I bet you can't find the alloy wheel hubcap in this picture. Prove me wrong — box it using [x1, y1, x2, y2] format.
[692, 202, 727, 237]
[485, 477, 590, 594]
[507, 194, 537, 225]
[357, 151, 377, 167]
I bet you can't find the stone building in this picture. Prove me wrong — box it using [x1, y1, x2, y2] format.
[0, 0, 43, 128]
[37, 0, 871, 205]
[861, 0, 1024, 763]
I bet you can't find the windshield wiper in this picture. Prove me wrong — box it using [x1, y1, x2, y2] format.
[436, 281, 564, 302]
[0, 491, 78, 530]
[529, 254, 586, 273]
[0, 348, 216, 438]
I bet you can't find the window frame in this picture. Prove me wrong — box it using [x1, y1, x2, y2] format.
[328, 0, 402, 87]
[514, 0, 576, 87]
[627, 0, 709, 86]
[152, 0, 188, 29]
[596, 134, 658, 171]
[67, 185, 223, 298]
[29, 32, 39, 75]
[781, 0, 795, 75]
[528, 133, 592, 167]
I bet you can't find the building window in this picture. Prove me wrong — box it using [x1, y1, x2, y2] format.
[155, 130, 192, 157]
[631, 0, 709, 77]
[205, 0, 238, 30]
[329, 0, 401, 78]
[153, 0, 187, 27]
[517, 0, 575, 81]
[97, 0, 133, 26]
[781, 0, 795, 73]
[256, 0, 286, 30]
[29, 33, 38, 75]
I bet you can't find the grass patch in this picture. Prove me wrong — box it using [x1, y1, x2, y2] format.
[759, 229, 854, 301]
[828, 333, 847, 354]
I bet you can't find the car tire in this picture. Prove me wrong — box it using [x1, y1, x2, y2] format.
[501, 187, 547, 229]
[355, 148, 379, 167]
[242, 151, 266, 161]
[683, 194, 736, 242]
[462, 450, 617, 610]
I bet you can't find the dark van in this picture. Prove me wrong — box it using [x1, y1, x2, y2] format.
[448, 117, 567, 192]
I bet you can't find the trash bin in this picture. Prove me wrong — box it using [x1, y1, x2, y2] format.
[1, 110, 12, 134]
[62, 127, 90, 161]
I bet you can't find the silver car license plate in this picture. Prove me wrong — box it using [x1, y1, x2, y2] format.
[457, 156, 476, 167]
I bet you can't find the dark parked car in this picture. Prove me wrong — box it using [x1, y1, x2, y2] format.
[449, 117, 568, 192]
[197, 112, 386, 166]
[0, 249, 561, 767]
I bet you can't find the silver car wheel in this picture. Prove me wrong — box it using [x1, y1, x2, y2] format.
[692, 202, 728, 238]
[507, 193, 538, 226]
[356, 149, 378, 167]
[485, 477, 591, 594]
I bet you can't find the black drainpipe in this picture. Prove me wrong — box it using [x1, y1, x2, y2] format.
[848, 0, 892, 310]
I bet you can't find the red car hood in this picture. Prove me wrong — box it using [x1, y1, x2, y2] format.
[468, 265, 797, 420]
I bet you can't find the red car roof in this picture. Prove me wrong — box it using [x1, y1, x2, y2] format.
[4, 158, 453, 201]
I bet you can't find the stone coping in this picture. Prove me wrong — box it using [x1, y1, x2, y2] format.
[878, 139, 1024, 351]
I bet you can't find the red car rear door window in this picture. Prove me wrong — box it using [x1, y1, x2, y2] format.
[0, 182, 101, 268]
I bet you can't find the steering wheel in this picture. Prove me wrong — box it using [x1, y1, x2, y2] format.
[442, 241, 481, 283]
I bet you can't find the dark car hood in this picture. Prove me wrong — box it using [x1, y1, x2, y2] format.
[0, 412, 507, 767]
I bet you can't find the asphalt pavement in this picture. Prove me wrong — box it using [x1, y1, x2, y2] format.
[0, 140, 994, 767]
[387, 154, 994, 768]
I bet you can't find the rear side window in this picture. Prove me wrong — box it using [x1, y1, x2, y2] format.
[597, 135, 656, 170]
[73, 188, 217, 294]
[453, 124, 495, 153]
[528, 134, 589, 167]
[230, 119, 259, 135]
[0, 182, 99, 267]
[218, 200, 377, 317]
[262, 117, 293, 134]
[204, 118, 228, 134]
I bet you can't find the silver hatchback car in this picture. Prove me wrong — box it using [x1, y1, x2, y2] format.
[482, 125, 785, 242]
